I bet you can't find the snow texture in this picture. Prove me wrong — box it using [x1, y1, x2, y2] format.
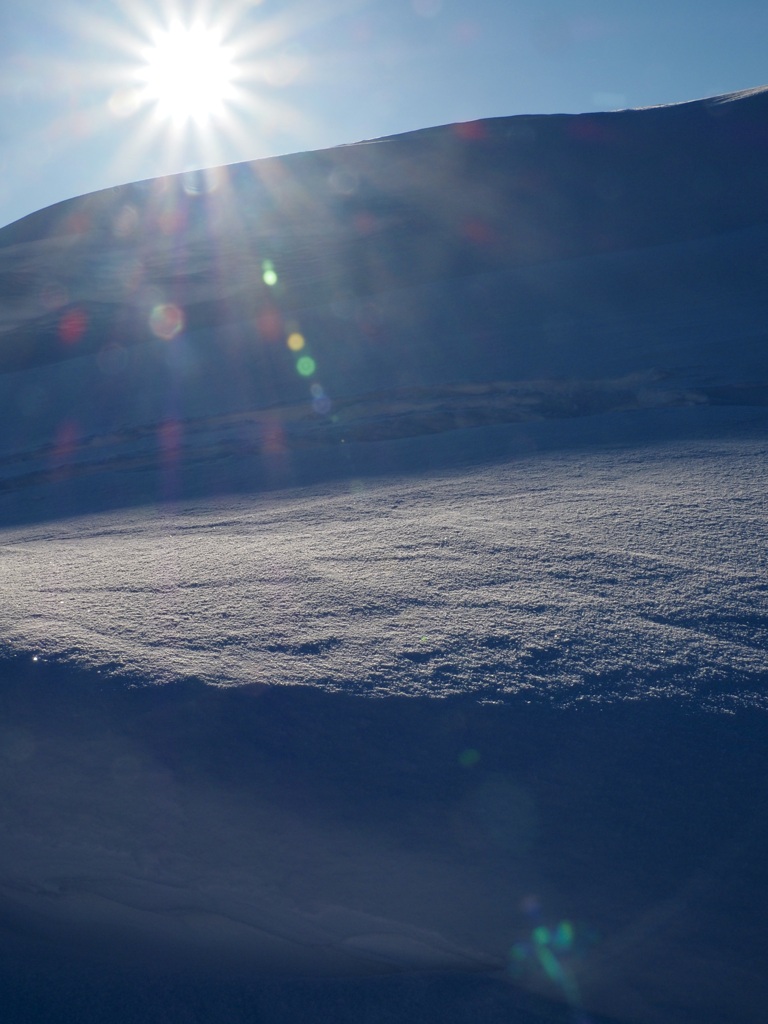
[1, 431, 767, 709]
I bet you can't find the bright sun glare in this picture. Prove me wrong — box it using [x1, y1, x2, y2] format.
[98, 3, 313, 181]
[139, 24, 236, 125]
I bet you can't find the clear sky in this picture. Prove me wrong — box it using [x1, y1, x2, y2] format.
[1, 0, 766, 229]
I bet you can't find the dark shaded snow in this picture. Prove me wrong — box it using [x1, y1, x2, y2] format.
[2, 655, 767, 1024]
[1, 89, 768, 1023]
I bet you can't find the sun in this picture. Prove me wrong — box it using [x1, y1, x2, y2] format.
[139, 22, 237, 125]
[94, 2, 320, 181]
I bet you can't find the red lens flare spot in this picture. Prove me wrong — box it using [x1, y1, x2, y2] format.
[50, 419, 80, 480]
[158, 209, 186, 235]
[353, 211, 378, 236]
[149, 303, 184, 340]
[261, 417, 287, 456]
[158, 418, 182, 457]
[462, 217, 496, 247]
[567, 118, 612, 142]
[58, 307, 88, 345]
[157, 419, 182, 501]
[63, 211, 91, 235]
[454, 20, 481, 43]
[454, 120, 488, 141]
[257, 305, 283, 341]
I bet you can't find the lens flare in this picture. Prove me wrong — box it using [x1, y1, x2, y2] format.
[149, 303, 184, 340]
[509, 911, 593, 1016]
[58, 307, 88, 346]
[262, 260, 278, 287]
[296, 356, 316, 377]
[459, 748, 481, 768]
[257, 306, 283, 341]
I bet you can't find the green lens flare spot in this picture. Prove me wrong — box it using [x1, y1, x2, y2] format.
[553, 921, 574, 951]
[537, 946, 564, 984]
[296, 356, 316, 377]
[262, 260, 278, 286]
[458, 748, 481, 768]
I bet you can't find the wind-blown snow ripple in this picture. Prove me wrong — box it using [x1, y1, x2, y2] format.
[1, 433, 766, 709]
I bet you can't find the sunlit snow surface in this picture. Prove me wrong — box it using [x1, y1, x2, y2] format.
[2, 427, 767, 707]
[2, 89, 768, 1023]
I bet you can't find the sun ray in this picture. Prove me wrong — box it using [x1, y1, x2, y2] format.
[35, 0, 374, 215]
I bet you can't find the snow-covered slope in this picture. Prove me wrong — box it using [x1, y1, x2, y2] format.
[1, 87, 768, 505]
[1, 90, 768, 1023]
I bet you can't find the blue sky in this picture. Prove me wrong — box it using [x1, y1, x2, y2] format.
[1, 0, 766, 229]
